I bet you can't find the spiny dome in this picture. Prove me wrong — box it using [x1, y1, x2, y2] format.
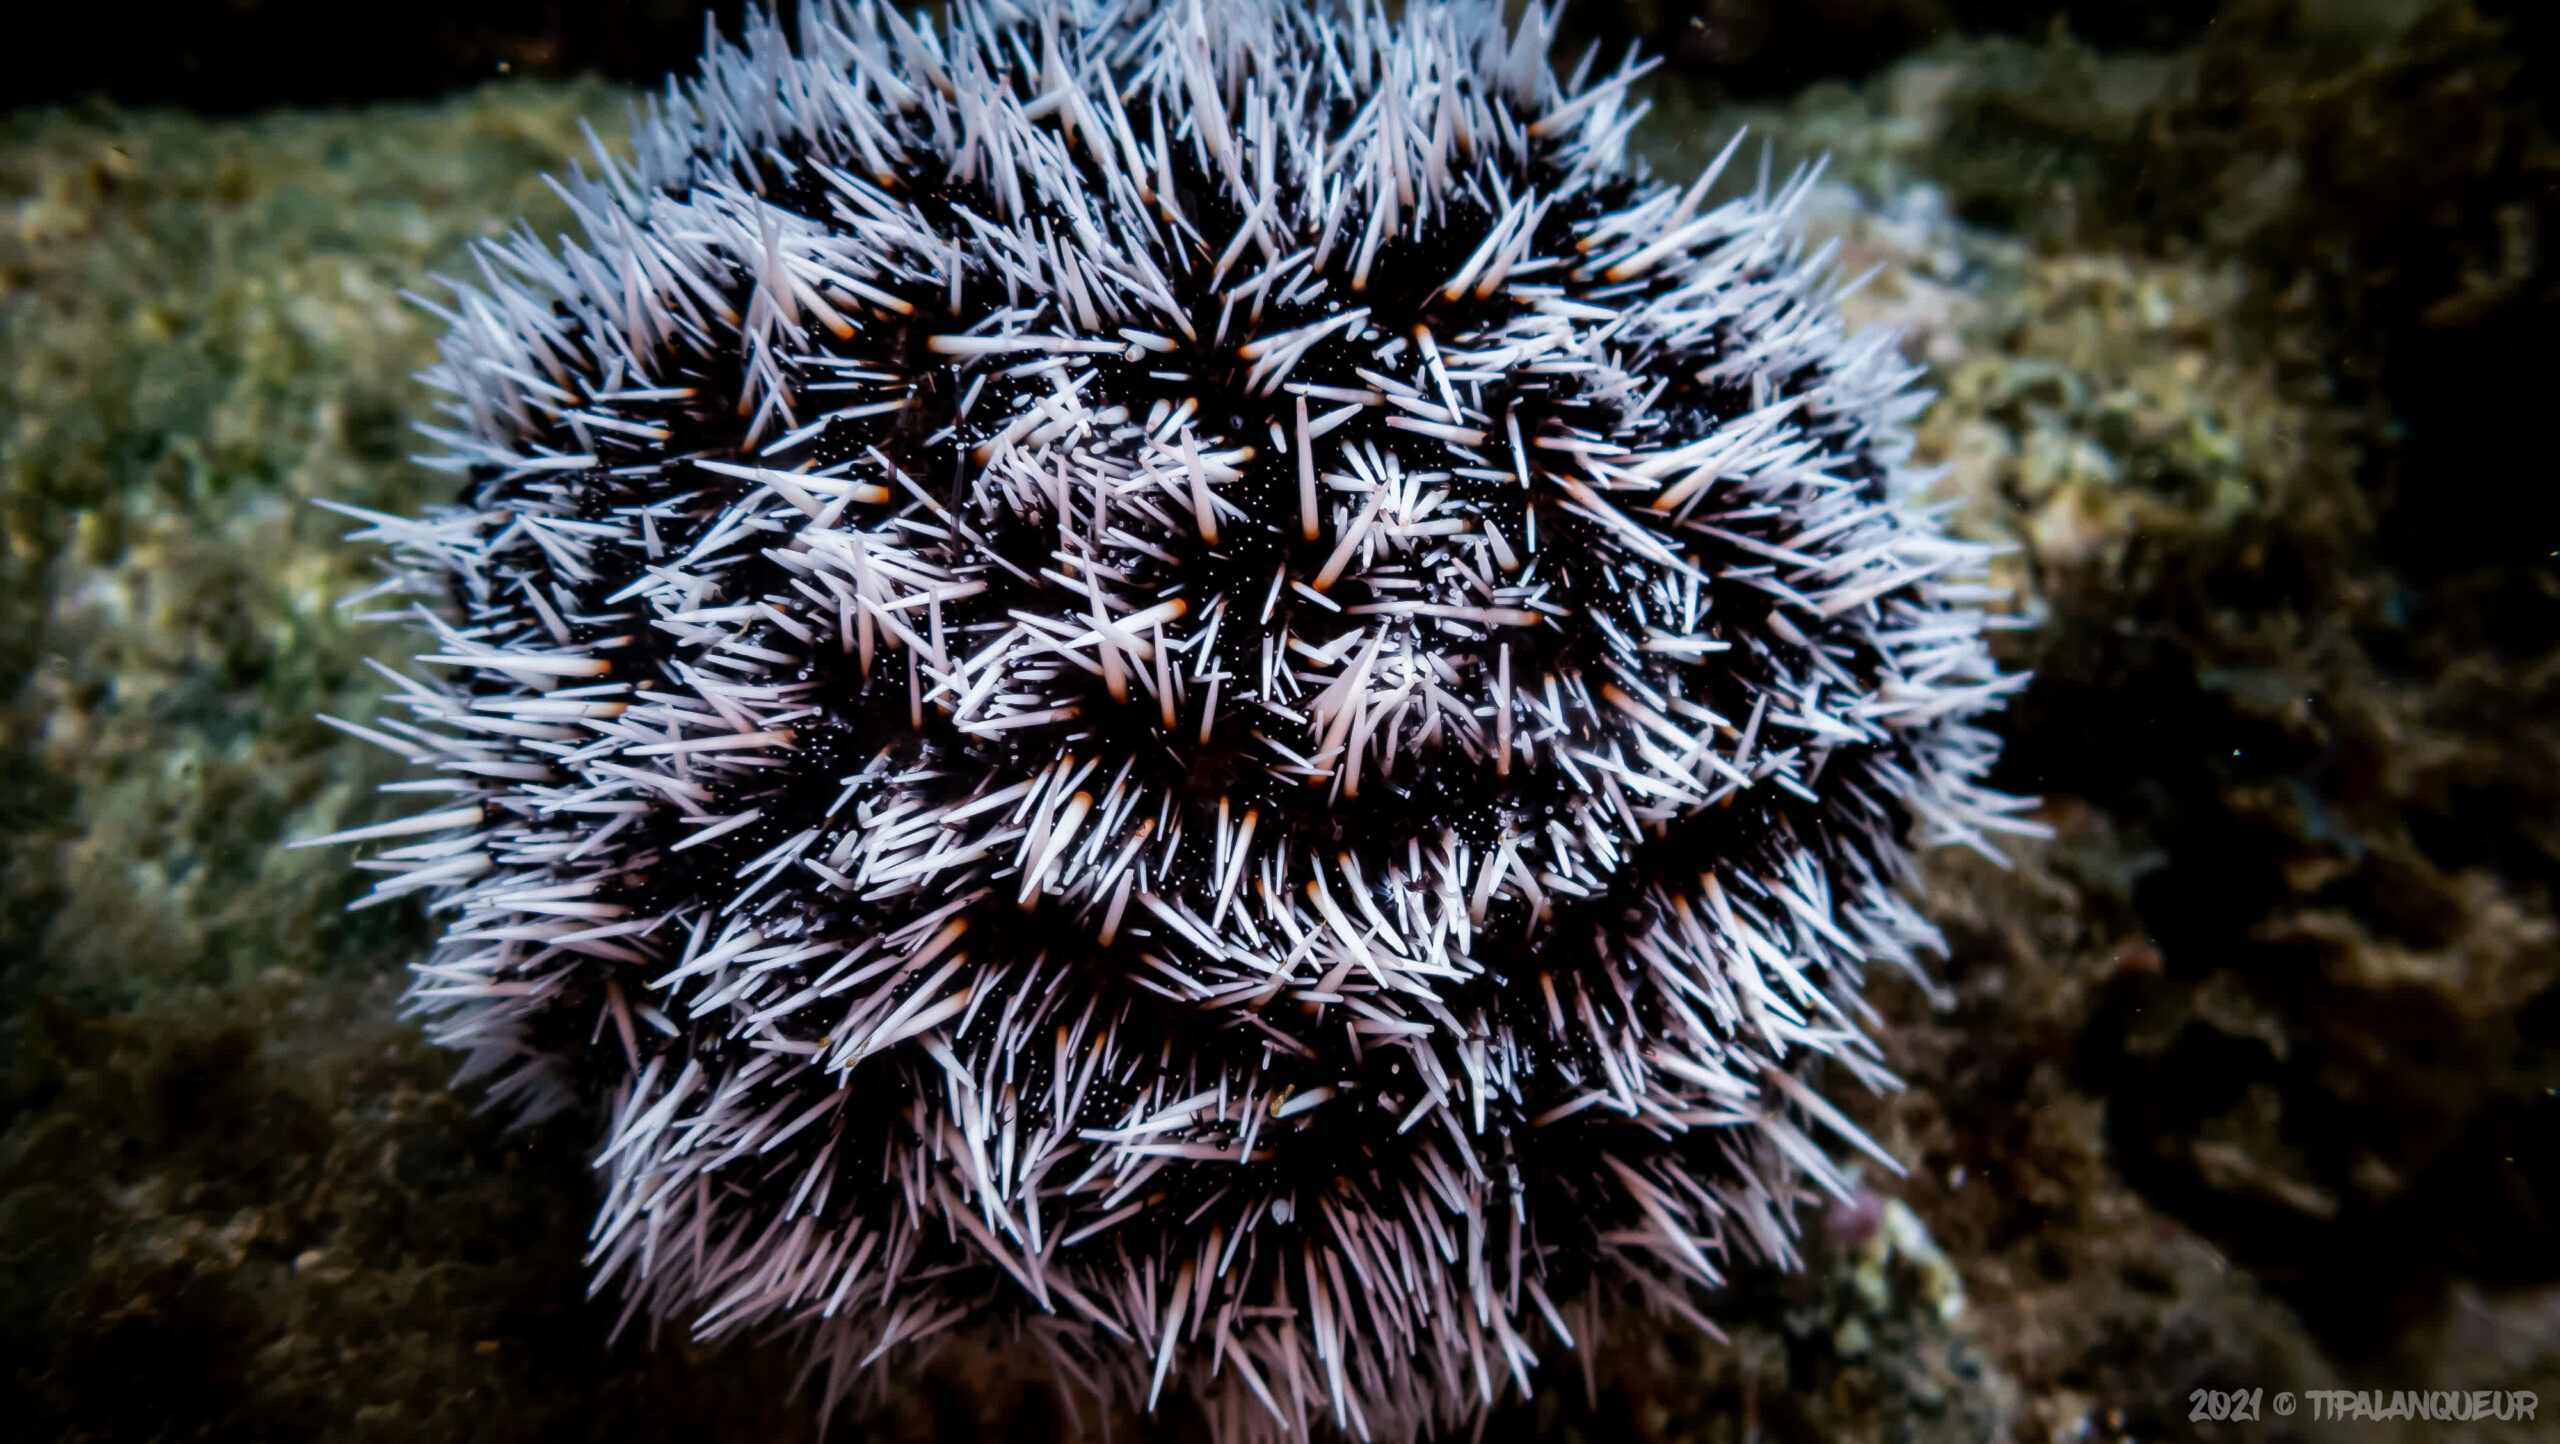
[313, 0, 2036, 1437]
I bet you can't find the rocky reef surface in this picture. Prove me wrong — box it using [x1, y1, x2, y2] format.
[4, 3, 2554, 1440]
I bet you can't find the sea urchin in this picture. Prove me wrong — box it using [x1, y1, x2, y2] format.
[307, 0, 2038, 1436]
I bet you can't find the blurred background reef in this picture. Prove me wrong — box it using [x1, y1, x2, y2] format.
[3, 1, 2556, 1439]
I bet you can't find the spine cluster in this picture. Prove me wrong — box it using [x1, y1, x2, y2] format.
[307, 1, 2039, 1437]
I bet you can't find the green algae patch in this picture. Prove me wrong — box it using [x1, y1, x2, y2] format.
[0, 84, 821, 1444]
[0, 84, 621, 1006]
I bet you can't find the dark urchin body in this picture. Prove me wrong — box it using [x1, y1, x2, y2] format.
[312, 1, 2038, 1437]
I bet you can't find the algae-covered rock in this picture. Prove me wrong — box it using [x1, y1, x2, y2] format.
[1662, 2, 2560, 1435]
[0, 86, 833, 1443]
[1758, 1, 2560, 1433]
[1949, 4, 2560, 1368]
